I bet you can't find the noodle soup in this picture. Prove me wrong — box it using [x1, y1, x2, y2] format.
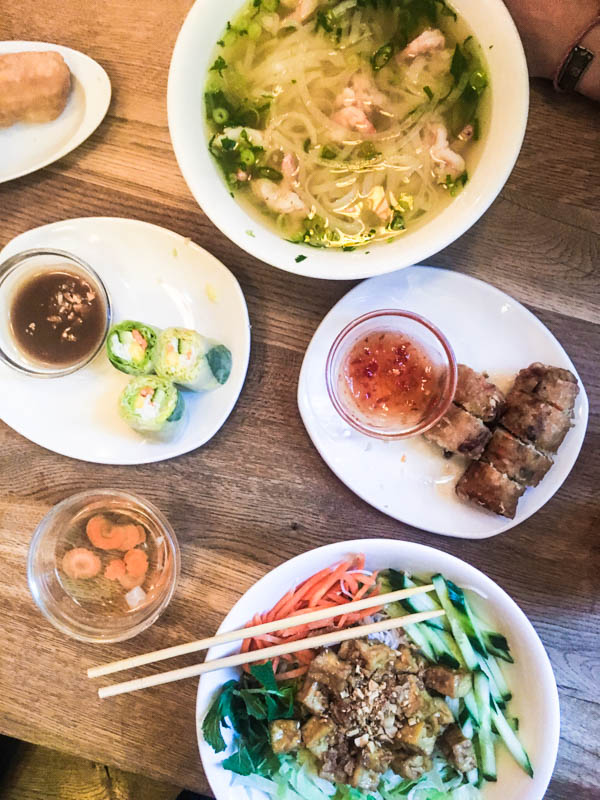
[205, 0, 489, 249]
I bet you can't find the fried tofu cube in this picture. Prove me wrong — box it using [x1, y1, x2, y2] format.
[361, 745, 393, 773]
[269, 719, 301, 754]
[512, 363, 579, 415]
[483, 427, 552, 487]
[439, 724, 477, 773]
[454, 364, 505, 423]
[301, 716, 335, 758]
[424, 404, 491, 459]
[307, 649, 351, 693]
[502, 390, 571, 453]
[427, 697, 455, 734]
[396, 674, 426, 717]
[297, 678, 328, 714]
[395, 645, 425, 674]
[424, 666, 472, 698]
[353, 639, 397, 673]
[351, 764, 380, 791]
[456, 460, 525, 519]
[392, 753, 433, 781]
[395, 721, 437, 756]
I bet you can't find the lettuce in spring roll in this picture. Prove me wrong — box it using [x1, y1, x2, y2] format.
[155, 327, 232, 392]
[119, 376, 184, 436]
[107, 320, 159, 375]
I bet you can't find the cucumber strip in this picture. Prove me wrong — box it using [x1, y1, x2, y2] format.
[476, 655, 508, 706]
[446, 579, 488, 657]
[432, 575, 479, 670]
[387, 570, 447, 630]
[404, 623, 436, 661]
[472, 614, 514, 663]
[466, 767, 479, 786]
[422, 625, 461, 669]
[463, 691, 480, 726]
[461, 716, 475, 739]
[474, 671, 497, 782]
[437, 628, 466, 668]
[491, 699, 533, 778]
[483, 652, 512, 701]
[493, 716, 519, 734]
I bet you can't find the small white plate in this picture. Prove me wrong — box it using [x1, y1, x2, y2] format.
[0, 41, 111, 183]
[298, 267, 588, 539]
[196, 539, 560, 800]
[0, 218, 250, 465]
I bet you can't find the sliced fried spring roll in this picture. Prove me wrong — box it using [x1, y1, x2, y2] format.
[511, 363, 579, 415]
[456, 461, 525, 519]
[119, 376, 184, 437]
[107, 320, 159, 375]
[424, 404, 491, 459]
[483, 428, 553, 487]
[155, 327, 232, 392]
[453, 364, 505, 423]
[501, 390, 571, 453]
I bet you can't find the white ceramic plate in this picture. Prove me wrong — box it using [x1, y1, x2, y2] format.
[298, 267, 588, 539]
[0, 41, 111, 183]
[168, 0, 528, 279]
[196, 538, 560, 800]
[0, 218, 250, 464]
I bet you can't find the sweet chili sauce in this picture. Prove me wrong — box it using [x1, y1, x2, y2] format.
[340, 329, 444, 426]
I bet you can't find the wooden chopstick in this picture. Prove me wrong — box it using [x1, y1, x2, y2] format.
[97, 608, 444, 698]
[88, 583, 436, 679]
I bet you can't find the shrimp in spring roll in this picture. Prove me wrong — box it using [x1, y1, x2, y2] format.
[155, 327, 232, 392]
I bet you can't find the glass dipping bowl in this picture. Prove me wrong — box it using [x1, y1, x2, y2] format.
[0, 248, 111, 377]
[326, 309, 457, 439]
[28, 490, 180, 643]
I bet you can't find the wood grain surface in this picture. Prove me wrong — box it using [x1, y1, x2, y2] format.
[1, 2, 599, 798]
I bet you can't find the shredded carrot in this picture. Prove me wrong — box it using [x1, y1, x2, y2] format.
[241, 553, 380, 677]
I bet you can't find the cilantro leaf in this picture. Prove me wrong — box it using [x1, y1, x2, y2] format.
[201, 680, 238, 753]
[210, 56, 228, 76]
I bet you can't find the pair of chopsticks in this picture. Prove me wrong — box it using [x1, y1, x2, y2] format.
[89, 584, 444, 698]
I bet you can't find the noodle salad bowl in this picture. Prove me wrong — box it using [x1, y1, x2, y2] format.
[169, 0, 528, 280]
[196, 539, 559, 800]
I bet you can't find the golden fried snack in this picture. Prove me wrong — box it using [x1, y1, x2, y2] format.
[0, 51, 71, 128]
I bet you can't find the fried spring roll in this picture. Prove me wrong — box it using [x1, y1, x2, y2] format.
[502, 390, 571, 453]
[424, 404, 491, 459]
[511, 362, 579, 415]
[483, 428, 553, 487]
[456, 461, 525, 519]
[453, 364, 505, 423]
[0, 51, 71, 128]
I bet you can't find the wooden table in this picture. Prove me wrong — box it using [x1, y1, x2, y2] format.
[1, 2, 599, 798]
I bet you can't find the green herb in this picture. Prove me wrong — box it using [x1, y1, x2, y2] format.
[201, 662, 297, 778]
[388, 209, 406, 231]
[356, 141, 380, 160]
[257, 166, 283, 181]
[263, 0, 279, 10]
[291, 214, 340, 247]
[221, 136, 236, 150]
[240, 148, 256, 167]
[295, 254, 307, 263]
[321, 145, 337, 160]
[364, 251, 370, 254]
[315, 8, 334, 33]
[342, 245, 356, 251]
[423, 85, 434, 100]
[246, 229, 256, 237]
[291, 79, 297, 84]
[444, 170, 469, 196]
[450, 43, 468, 84]
[371, 42, 394, 71]
[212, 107, 229, 125]
[217, 39, 225, 46]
[210, 56, 228, 76]
[303, 137, 311, 153]
[205, 89, 271, 130]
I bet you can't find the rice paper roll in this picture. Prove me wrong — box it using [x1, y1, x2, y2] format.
[107, 320, 159, 375]
[119, 376, 184, 437]
[155, 327, 232, 392]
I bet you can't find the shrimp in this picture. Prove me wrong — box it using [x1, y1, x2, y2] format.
[287, 0, 318, 22]
[458, 123, 474, 142]
[427, 122, 465, 180]
[400, 28, 446, 59]
[281, 152, 300, 181]
[252, 178, 306, 214]
[331, 106, 376, 136]
[336, 73, 386, 113]
[370, 186, 391, 220]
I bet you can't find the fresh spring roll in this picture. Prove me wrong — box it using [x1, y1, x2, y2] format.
[107, 320, 159, 375]
[119, 376, 184, 436]
[155, 327, 232, 392]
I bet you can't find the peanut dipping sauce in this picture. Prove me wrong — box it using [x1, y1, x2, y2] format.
[10, 269, 106, 367]
[340, 329, 445, 426]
